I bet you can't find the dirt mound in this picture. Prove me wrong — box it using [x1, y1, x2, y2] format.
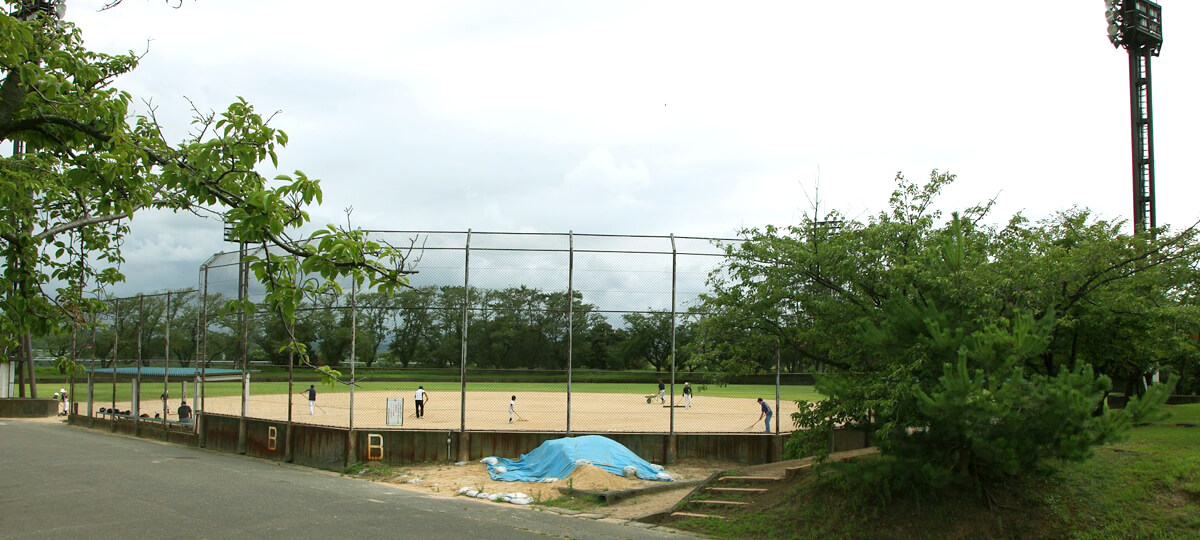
[553, 464, 631, 491]
[369, 457, 743, 519]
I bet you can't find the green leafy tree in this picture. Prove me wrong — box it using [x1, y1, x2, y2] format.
[576, 316, 620, 369]
[988, 209, 1200, 396]
[310, 295, 352, 369]
[475, 286, 553, 369]
[386, 286, 437, 367]
[1, 3, 145, 394]
[699, 171, 1200, 492]
[618, 311, 673, 372]
[194, 292, 237, 368]
[161, 290, 205, 367]
[849, 291, 1127, 489]
[425, 286, 471, 368]
[33, 325, 71, 372]
[351, 291, 393, 368]
[0, 3, 411, 395]
[251, 299, 316, 367]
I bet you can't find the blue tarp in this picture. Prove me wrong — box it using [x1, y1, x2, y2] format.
[485, 435, 671, 482]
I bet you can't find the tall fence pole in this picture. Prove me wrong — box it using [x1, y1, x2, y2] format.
[349, 279, 357, 432]
[459, 230, 471, 435]
[775, 341, 781, 437]
[69, 291, 77, 419]
[237, 241, 248, 455]
[566, 231, 574, 435]
[285, 251, 296, 462]
[69, 235, 83, 418]
[199, 265, 208, 445]
[286, 345, 294, 463]
[669, 234, 677, 437]
[135, 295, 143, 427]
[166, 291, 174, 429]
[110, 298, 118, 432]
[67, 322, 75, 417]
[88, 307, 96, 427]
[163, 291, 172, 435]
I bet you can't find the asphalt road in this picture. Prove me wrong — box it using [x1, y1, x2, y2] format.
[0, 419, 696, 540]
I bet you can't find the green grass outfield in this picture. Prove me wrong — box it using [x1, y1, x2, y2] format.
[72, 380, 822, 405]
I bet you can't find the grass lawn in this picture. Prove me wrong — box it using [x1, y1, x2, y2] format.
[1045, 403, 1200, 539]
[672, 403, 1200, 539]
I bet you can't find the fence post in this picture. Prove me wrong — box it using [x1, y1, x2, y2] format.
[199, 265, 208, 446]
[68, 301, 76, 420]
[86, 370, 93, 426]
[350, 279, 357, 433]
[88, 307, 96, 428]
[237, 241, 248, 455]
[69, 235, 83, 420]
[457, 230, 471, 461]
[285, 249, 295, 463]
[347, 279, 358, 466]
[110, 298, 118, 432]
[774, 340, 782, 461]
[667, 234, 678, 464]
[286, 347, 294, 463]
[566, 231, 574, 435]
[163, 291, 172, 437]
[134, 294, 143, 431]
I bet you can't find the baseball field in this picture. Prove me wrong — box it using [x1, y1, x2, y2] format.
[86, 381, 820, 433]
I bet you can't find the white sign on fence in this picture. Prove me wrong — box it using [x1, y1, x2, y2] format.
[386, 398, 404, 426]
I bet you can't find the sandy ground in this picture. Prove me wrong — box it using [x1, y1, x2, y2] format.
[7, 415, 65, 424]
[24, 415, 738, 521]
[184, 390, 798, 433]
[361, 457, 743, 520]
[86, 389, 792, 517]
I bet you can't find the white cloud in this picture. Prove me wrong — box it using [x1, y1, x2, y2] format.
[565, 148, 650, 191]
[52, 0, 1200, 295]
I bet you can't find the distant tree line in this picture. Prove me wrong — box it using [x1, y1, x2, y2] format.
[38, 286, 771, 374]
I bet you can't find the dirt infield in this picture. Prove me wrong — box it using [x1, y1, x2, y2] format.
[192, 390, 799, 433]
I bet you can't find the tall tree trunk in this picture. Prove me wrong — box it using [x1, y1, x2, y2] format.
[22, 330, 37, 397]
[1122, 375, 1144, 400]
[16, 357, 25, 397]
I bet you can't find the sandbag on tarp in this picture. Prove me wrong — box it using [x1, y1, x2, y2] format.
[484, 435, 671, 482]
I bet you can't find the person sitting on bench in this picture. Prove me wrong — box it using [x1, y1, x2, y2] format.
[178, 401, 193, 423]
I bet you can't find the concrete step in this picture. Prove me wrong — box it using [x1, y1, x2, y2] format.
[705, 487, 769, 494]
[691, 499, 751, 507]
[671, 512, 724, 520]
[785, 463, 813, 478]
[780, 447, 880, 478]
[718, 475, 780, 483]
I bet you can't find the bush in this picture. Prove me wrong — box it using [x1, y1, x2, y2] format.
[904, 359, 1129, 487]
[1124, 374, 1179, 426]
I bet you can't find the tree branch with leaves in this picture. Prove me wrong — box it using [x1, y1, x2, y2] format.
[0, 2, 413, 395]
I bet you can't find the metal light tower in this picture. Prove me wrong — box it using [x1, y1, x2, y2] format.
[1105, 0, 1163, 235]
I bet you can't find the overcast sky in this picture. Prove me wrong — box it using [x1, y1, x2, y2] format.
[60, 0, 1199, 296]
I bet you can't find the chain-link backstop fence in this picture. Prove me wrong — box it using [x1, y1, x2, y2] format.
[75, 231, 810, 436]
